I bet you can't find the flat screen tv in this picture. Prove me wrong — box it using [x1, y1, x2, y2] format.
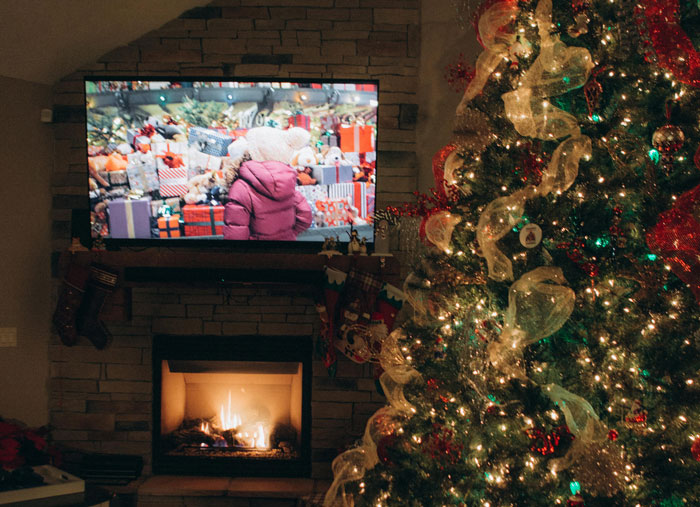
[84, 78, 379, 248]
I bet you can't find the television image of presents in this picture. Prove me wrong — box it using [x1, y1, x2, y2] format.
[84, 79, 379, 246]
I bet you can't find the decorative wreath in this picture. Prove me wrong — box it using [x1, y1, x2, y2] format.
[636, 0, 700, 87]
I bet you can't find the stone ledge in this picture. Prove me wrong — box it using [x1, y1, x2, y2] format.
[138, 476, 316, 498]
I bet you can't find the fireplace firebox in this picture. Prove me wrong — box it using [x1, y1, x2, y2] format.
[153, 335, 311, 477]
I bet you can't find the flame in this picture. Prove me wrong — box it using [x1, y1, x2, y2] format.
[254, 422, 267, 449]
[200, 422, 210, 434]
[217, 389, 268, 448]
[219, 390, 242, 430]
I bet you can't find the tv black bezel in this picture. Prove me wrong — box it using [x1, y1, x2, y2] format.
[82, 75, 381, 253]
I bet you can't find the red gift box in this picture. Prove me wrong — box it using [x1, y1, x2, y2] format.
[157, 215, 181, 238]
[182, 204, 225, 236]
[288, 114, 311, 130]
[339, 124, 375, 153]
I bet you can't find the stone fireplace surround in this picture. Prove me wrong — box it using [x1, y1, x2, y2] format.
[48, 256, 392, 502]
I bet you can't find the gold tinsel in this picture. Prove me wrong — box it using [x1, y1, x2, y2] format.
[567, 440, 629, 497]
[452, 108, 495, 154]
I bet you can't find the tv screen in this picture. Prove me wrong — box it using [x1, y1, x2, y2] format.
[84, 78, 378, 247]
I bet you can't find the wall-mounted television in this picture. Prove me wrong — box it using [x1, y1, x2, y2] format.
[84, 78, 379, 248]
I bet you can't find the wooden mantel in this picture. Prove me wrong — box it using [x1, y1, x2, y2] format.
[61, 249, 400, 285]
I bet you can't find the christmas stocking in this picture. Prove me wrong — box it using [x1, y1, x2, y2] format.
[76, 264, 118, 349]
[335, 268, 383, 363]
[317, 266, 347, 369]
[52, 262, 91, 346]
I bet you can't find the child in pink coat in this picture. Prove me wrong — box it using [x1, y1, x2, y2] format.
[223, 126, 312, 241]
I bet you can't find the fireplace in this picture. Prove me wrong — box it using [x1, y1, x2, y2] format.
[152, 334, 312, 477]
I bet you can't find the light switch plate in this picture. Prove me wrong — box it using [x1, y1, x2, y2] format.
[0, 328, 17, 347]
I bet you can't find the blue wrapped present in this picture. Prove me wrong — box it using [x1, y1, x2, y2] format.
[311, 164, 354, 184]
[188, 127, 233, 157]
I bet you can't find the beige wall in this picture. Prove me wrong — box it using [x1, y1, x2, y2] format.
[0, 75, 53, 426]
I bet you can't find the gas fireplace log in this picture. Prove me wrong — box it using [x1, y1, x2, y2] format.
[164, 427, 216, 449]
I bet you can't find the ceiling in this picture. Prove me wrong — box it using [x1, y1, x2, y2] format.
[0, 0, 209, 85]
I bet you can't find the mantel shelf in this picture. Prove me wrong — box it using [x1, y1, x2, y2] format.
[60, 250, 401, 286]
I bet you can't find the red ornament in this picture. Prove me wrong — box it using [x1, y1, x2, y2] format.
[567, 493, 585, 506]
[432, 144, 458, 196]
[646, 184, 700, 302]
[636, 0, 700, 88]
[691, 438, 700, 461]
[517, 144, 547, 186]
[423, 423, 463, 466]
[608, 429, 619, 441]
[444, 54, 475, 93]
[526, 425, 574, 456]
[377, 433, 398, 465]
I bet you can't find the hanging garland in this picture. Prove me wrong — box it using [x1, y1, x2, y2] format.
[636, 0, 700, 87]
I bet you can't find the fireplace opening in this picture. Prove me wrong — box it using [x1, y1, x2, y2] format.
[153, 335, 311, 477]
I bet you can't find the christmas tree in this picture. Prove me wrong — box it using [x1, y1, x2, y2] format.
[325, 0, 700, 505]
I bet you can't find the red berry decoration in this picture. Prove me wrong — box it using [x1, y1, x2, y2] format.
[691, 438, 700, 462]
[608, 429, 619, 441]
[526, 425, 574, 456]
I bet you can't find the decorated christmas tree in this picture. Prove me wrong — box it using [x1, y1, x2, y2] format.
[324, 0, 700, 505]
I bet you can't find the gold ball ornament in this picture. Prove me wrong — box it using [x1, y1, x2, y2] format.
[652, 124, 685, 156]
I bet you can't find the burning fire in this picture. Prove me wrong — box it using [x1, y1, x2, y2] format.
[218, 390, 268, 449]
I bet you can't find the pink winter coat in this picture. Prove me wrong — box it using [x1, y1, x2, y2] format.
[223, 160, 312, 241]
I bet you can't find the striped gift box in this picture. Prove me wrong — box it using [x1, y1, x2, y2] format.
[158, 166, 188, 197]
[328, 183, 354, 201]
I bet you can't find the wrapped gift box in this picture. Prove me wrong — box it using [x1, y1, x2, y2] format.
[127, 151, 154, 165]
[296, 184, 329, 208]
[315, 197, 351, 226]
[321, 133, 339, 147]
[183, 204, 224, 236]
[150, 197, 182, 217]
[152, 141, 186, 156]
[339, 124, 375, 153]
[311, 163, 353, 184]
[158, 166, 188, 197]
[158, 214, 181, 238]
[153, 141, 188, 171]
[328, 182, 354, 201]
[127, 128, 151, 149]
[188, 127, 234, 157]
[0, 465, 85, 506]
[367, 184, 376, 219]
[127, 162, 159, 193]
[188, 149, 223, 179]
[288, 114, 310, 129]
[353, 181, 370, 218]
[108, 197, 151, 238]
[108, 170, 128, 187]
